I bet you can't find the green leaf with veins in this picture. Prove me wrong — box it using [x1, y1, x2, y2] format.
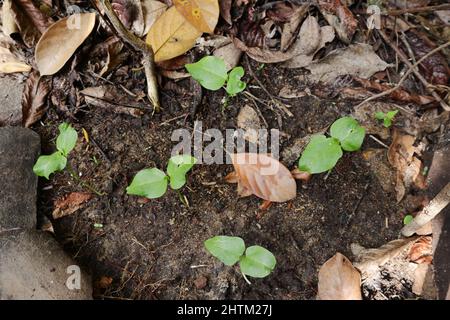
[56, 122, 78, 156]
[185, 56, 228, 91]
[330, 117, 365, 151]
[226, 66, 246, 96]
[167, 155, 197, 190]
[33, 151, 67, 179]
[126, 168, 168, 199]
[298, 135, 343, 174]
[239, 245, 276, 278]
[204, 236, 245, 266]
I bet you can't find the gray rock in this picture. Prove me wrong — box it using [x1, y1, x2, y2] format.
[0, 230, 92, 300]
[0, 127, 40, 230]
[0, 76, 24, 126]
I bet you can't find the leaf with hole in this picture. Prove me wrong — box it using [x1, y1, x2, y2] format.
[185, 56, 228, 90]
[126, 168, 168, 199]
[146, 6, 202, 62]
[226, 66, 246, 96]
[204, 236, 245, 266]
[35, 13, 96, 76]
[174, 0, 219, 33]
[298, 135, 343, 174]
[330, 117, 365, 152]
[167, 155, 197, 189]
[33, 151, 67, 180]
[239, 245, 276, 278]
[56, 123, 78, 157]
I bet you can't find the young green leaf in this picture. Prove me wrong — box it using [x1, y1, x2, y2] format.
[56, 122, 78, 156]
[298, 135, 343, 174]
[185, 56, 228, 90]
[239, 245, 276, 278]
[330, 117, 365, 152]
[126, 168, 168, 199]
[167, 155, 197, 190]
[375, 110, 398, 128]
[33, 151, 67, 179]
[204, 236, 245, 266]
[403, 215, 414, 225]
[226, 66, 246, 96]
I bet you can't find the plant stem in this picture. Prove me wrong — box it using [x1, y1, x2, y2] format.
[241, 270, 252, 285]
[67, 163, 105, 196]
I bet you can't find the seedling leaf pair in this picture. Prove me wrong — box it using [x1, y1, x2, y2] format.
[185, 56, 246, 96]
[205, 236, 276, 278]
[375, 110, 398, 128]
[298, 117, 365, 174]
[33, 123, 77, 179]
[127, 155, 197, 199]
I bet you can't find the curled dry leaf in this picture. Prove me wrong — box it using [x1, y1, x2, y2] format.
[237, 105, 261, 144]
[35, 13, 96, 76]
[352, 237, 418, 277]
[317, 0, 357, 44]
[305, 44, 390, 84]
[146, 6, 202, 62]
[233, 37, 296, 63]
[142, 0, 168, 35]
[388, 129, 426, 202]
[174, 0, 219, 34]
[408, 236, 433, 264]
[0, 47, 31, 73]
[317, 252, 362, 300]
[279, 4, 309, 51]
[226, 153, 296, 202]
[22, 71, 52, 127]
[2, 0, 18, 37]
[53, 192, 92, 219]
[219, 0, 232, 25]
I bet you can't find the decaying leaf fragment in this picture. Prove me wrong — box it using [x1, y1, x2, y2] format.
[317, 0, 357, 44]
[408, 236, 433, 264]
[53, 192, 92, 219]
[0, 46, 31, 73]
[22, 71, 52, 127]
[35, 13, 97, 76]
[317, 252, 362, 300]
[237, 105, 261, 144]
[226, 153, 296, 203]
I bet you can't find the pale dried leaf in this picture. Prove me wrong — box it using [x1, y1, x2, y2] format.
[237, 105, 261, 144]
[233, 37, 296, 63]
[229, 153, 296, 202]
[352, 237, 418, 277]
[292, 15, 321, 56]
[22, 71, 52, 127]
[318, 0, 357, 44]
[305, 44, 389, 83]
[146, 6, 202, 62]
[35, 13, 96, 76]
[2, 0, 18, 37]
[389, 0, 430, 9]
[53, 192, 92, 219]
[0, 47, 31, 73]
[142, 0, 168, 35]
[408, 236, 433, 264]
[317, 253, 362, 300]
[213, 42, 242, 71]
[280, 5, 309, 51]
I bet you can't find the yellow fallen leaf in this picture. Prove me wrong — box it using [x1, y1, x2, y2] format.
[0, 47, 31, 73]
[35, 13, 96, 76]
[146, 6, 202, 62]
[174, 0, 219, 33]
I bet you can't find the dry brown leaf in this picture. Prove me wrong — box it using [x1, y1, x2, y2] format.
[35, 13, 96, 76]
[293, 15, 321, 56]
[227, 153, 296, 202]
[408, 236, 433, 264]
[219, 0, 232, 25]
[280, 5, 309, 51]
[9, 0, 53, 47]
[174, 0, 219, 33]
[142, 0, 168, 35]
[389, 0, 430, 9]
[146, 6, 202, 62]
[305, 44, 389, 83]
[0, 47, 31, 73]
[233, 37, 296, 63]
[52, 192, 92, 219]
[317, 253, 362, 300]
[22, 71, 52, 127]
[237, 105, 261, 144]
[317, 0, 357, 44]
[388, 129, 426, 202]
[1, 0, 18, 37]
[352, 237, 418, 277]
[112, 0, 142, 29]
[160, 69, 191, 80]
[213, 42, 242, 71]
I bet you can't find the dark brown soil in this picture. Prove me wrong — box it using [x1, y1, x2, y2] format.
[35, 61, 403, 300]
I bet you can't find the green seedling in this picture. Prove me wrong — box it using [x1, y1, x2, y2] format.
[375, 110, 398, 128]
[403, 215, 414, 225]
[33, 122, 77, 179]
[298, 117, 365, 174]
[185, 56, 246, 97]
[204, 236, 276, 282]
[126, 154, 197, 199]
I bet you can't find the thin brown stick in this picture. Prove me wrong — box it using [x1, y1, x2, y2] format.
[386, 4, 450, 16]
[93, 0, 160, 112]
[355, 38, 450, 111]
[402, 183, 450, 237]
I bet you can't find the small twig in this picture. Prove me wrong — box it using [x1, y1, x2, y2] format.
[369, 135, 389, 149]
[0, 227, 21, 235]
[92, 0, 160, 112]
[402, 182, 450, 237]
[355, 38, 450, 111]
[385, 4, 450, 16]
